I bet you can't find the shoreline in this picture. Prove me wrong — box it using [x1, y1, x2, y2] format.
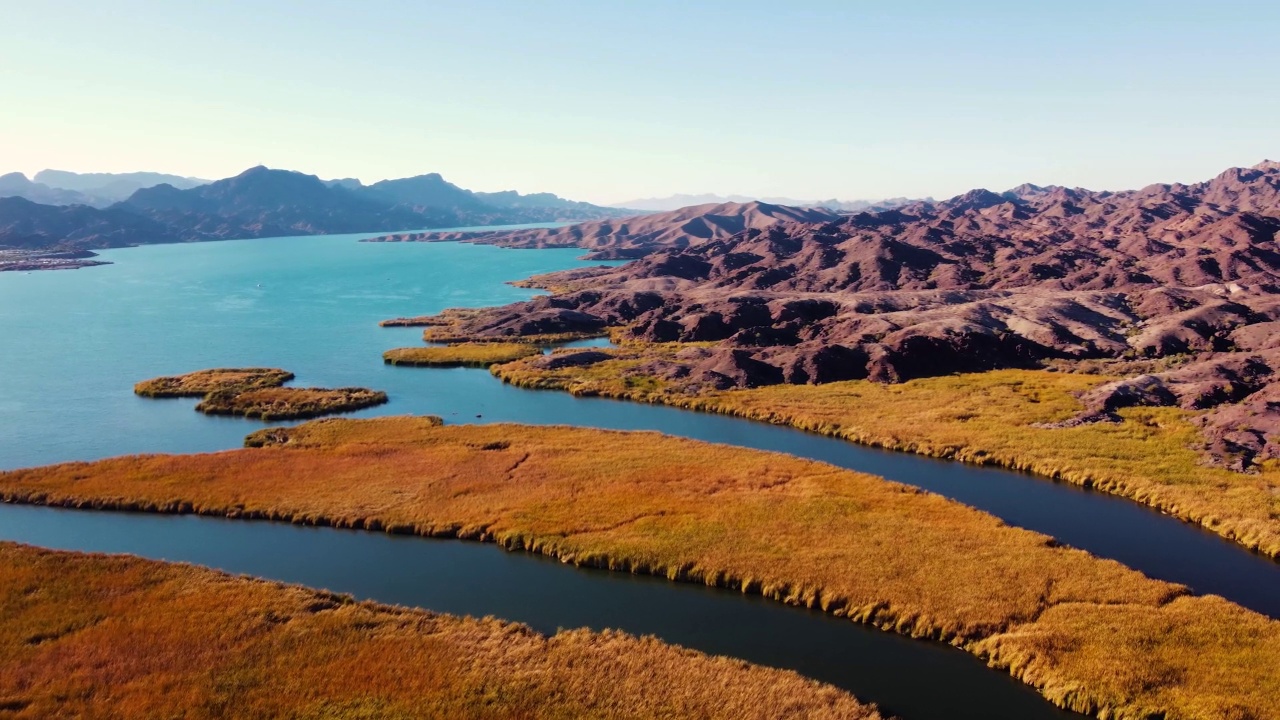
[0, 248, 110, 272]
[0, 542, 876, 719]
[490, 359, 1280, 563]
[1, 417, 1275, 719]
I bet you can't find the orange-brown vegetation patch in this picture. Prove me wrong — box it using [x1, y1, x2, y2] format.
[133, 368, 293, 397]
[1, 417, 1277, 718]
[383, 343, 541, 368]
[0, 543, 876, 719]
[493, 354, 1280, 561]
[196, 387, 387, 422]
[135, 368, 387, 421]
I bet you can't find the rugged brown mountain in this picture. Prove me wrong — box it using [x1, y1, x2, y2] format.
[362, 201, 842, 259]
[413, 161, 1280, 469]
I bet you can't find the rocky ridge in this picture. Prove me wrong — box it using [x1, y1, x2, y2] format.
[409, 161, 1280, 469]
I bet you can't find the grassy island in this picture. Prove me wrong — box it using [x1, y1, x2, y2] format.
[384, 343, 542, 368]
[133, 368, 294, 397]
[491, 349, 1280, 562]
[0, 543, 876, 719]
[1, 417, 1276, 719]
[135, 368, 388, 421]
[196, 387, 388, 421]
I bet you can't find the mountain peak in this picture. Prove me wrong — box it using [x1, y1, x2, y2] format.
[945, 188, 1009, 211]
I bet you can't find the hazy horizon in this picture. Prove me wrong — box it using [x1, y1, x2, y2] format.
[4, 1, 1277, 204]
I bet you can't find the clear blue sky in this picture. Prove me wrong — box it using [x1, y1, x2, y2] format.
[2, 0, 1277, 203]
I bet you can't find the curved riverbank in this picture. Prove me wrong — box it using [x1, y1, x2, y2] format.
[1, 418, 1275, 720]
[492, 355, 1280, 562]
[0, 503, 1078, 720]
[0, 543, 880, 719]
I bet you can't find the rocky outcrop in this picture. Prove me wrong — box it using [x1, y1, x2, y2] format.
[396, 161, 1280, 468]
[530, 350, 613, 370]
[1071, 351, 1280, 469]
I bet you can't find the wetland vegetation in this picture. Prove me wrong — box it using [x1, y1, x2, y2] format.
[383, 343, 542, 368]
[133, 368, 295, 397]
[492, 348, 1280, 561]
[135, 368, 387, 422]
[1, 417, 1276, 719]
[0, 543, 877, 719]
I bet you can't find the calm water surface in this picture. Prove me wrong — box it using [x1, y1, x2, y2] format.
[0, 504, 1081, 720]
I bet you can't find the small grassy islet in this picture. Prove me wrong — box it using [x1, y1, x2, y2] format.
[134, 367, 387, 422]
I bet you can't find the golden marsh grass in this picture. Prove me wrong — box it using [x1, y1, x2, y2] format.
[133, 368, 294, 397]
[195, 386, 388, 421]
[493, 353, 1280, 561]
[383, 343, 542, 367]
[1, 417, 1277, 718]
[135, 368, 388, 421]
[0, 543, 878, 719]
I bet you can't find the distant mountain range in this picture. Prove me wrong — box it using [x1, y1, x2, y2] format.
[0, 171, 212, 208]
[365, 201, 844, 260]
[0, 166, 635, 251]
[611, 193, 927, 213]
[36, 170, 210, 201]
[0, 174, 98, 207]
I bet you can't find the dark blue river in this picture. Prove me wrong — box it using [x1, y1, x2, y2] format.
[0, 504, 1081, 720]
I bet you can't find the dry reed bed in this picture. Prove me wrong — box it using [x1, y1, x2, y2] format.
[133, 367, 294, 397]
[134, 368, 388, 421]
[383, 343, 541, 368]
[493, 354, 1280, 561]
[0, 543, 876, 719]
[196, 386, 388, 421]
[0, 417, 1277, 719]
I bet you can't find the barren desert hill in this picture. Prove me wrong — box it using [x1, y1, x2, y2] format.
[410, 161, 1280, 469]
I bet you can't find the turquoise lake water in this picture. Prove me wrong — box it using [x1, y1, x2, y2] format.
[0, 230, 606, 468]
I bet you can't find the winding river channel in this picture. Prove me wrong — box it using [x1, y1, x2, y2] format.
[1, 232, 1277, 718]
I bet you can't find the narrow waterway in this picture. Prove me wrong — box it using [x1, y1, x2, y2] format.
[1, 234, 1275, 716]
[455, 372, 1280, 619]
[0, 503, 1082, 720]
